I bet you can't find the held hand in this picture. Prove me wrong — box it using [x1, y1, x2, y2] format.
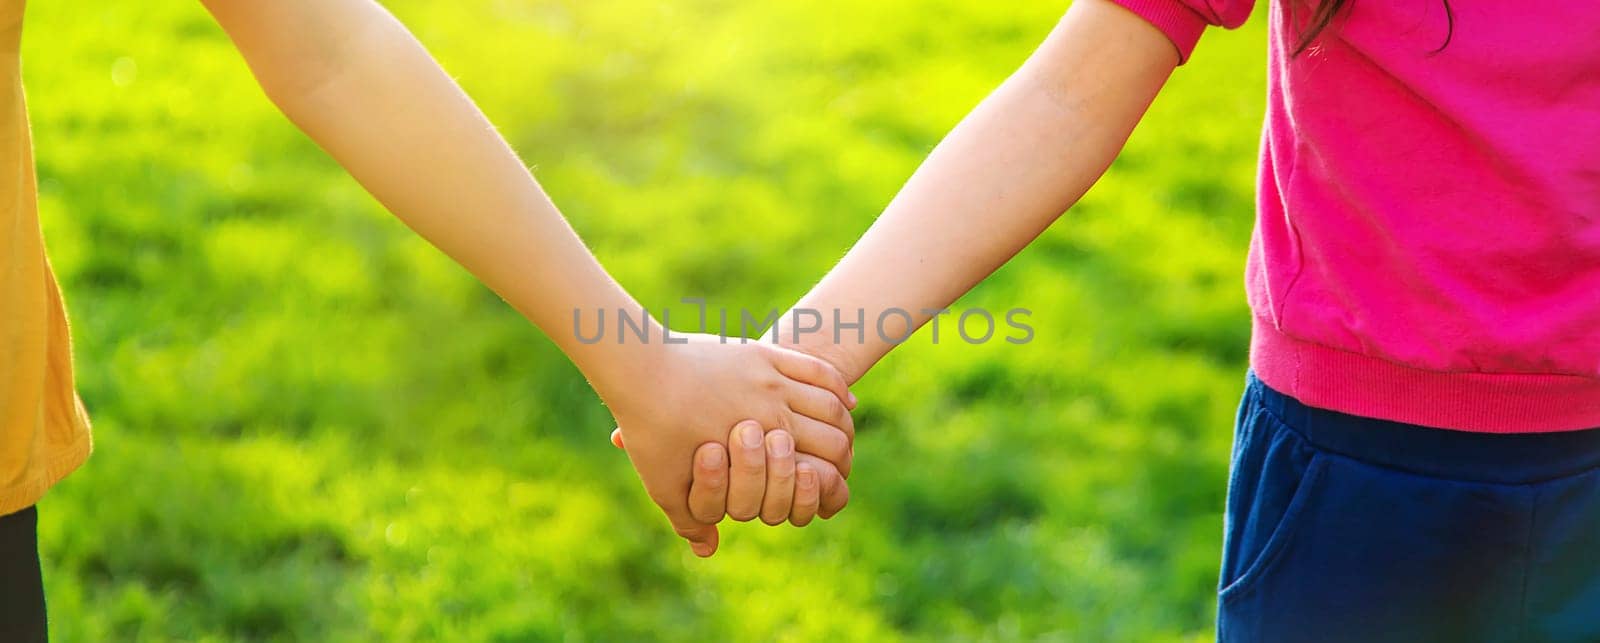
[729, 333, 856, 523]
[605, 328, 861, 534]
[611, 423, 851, 527]
[740, 331, 857, 522]
[596, 334, 854, 557]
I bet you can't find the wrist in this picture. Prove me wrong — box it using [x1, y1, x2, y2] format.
[568, 313, 671, 403]
[763, 319, 869, 385]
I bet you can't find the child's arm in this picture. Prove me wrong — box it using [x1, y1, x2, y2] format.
[198, 0, 855, 556]
[678, 0, 1174, 516]
[764, 0, 1180, 381]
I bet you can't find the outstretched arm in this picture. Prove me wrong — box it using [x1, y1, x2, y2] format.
[680, 0, 1181, 526]
[200, 0, 855, 556]
[768, 0, 1179, 380]
[680, 0, 1176, 520]
[200, 0, 633, 372]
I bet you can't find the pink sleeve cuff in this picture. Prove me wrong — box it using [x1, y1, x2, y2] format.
[1109, 0, 1210, 64]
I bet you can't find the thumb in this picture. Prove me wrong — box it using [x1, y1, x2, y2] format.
[670, 515, 720, 558]
[609, 427, 625, 450]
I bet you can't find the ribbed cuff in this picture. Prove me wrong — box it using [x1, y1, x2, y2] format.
[1251, 317, 1600, 433]
[1109, 0, 1209, 64]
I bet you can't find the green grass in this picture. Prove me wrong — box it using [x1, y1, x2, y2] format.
[27, 0, 1265, 639]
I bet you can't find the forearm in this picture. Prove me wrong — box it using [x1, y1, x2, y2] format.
[771, 0, 1176, 382]
[203, 0, 656, 388]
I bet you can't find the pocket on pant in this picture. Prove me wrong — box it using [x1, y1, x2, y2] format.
[1216, 453, 1530, 642]
[1217, 405, 1327, 602]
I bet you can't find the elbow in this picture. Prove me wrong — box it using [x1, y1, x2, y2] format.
[256, 58, 349, 118]
[204, 1, 385, 113]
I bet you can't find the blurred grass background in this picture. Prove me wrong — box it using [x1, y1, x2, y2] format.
[25, 0, 1265, 640]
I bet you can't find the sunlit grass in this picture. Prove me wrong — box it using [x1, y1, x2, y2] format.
[28, 0, 1265, 639]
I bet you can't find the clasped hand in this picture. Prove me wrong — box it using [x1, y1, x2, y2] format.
[596, 333, 855, 557]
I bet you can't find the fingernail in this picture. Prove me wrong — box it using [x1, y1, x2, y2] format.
[739, 423, 764, 449]
[691, 542, 712, 557]
[848, 391, 858, 408]
[797, 465, 816, 487]
[700, 446, 723, 468]
[768, 431, 793, 457]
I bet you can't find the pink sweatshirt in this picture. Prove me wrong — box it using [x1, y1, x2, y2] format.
[1112, 0, 1600, 432]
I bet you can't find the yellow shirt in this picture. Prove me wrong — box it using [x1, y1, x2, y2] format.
[0, 0, 92, 517]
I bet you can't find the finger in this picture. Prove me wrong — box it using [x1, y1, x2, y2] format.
[669, 513, 720, 558]
[786, 381, 855, 445]
[819, 475, 849, 519]
[796, 453, 850, 519]
[768, 346, 856, 410]
[787, 414, 853, 478]
[688, 442, 730, 523]
[759, 430, 797, 526]
[610, 427, 625, 449]
[790, 462, 821, 527]
[725, 420, 767, 522]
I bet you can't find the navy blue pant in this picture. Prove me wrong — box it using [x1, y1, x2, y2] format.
[1218, 373, 1600, 642]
